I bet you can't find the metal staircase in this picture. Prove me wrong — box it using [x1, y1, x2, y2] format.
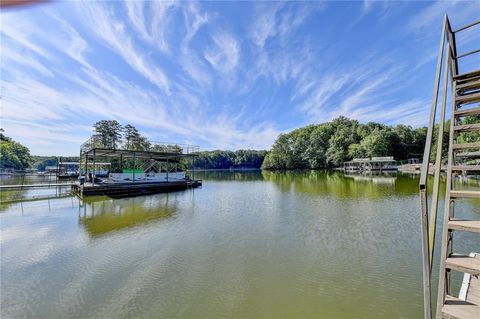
[419, 15, 480, 319]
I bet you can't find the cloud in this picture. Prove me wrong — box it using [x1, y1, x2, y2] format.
[204, 32, 240, 73]
[1, 44, 54, 77]
[125, 1, 178, 53]
[250, 3, 282, 48]
[0, 13, 53, 61]
[2, 1, 450, 156]
[249, 2, 316, 48]
[80, 2, 171, 94]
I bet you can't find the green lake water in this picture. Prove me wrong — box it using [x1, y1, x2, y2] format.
[1, 170, 479, 318]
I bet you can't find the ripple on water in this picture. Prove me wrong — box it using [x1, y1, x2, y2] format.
[1, 172, 478, 319]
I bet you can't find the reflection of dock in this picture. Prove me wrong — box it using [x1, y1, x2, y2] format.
[78, 195, 176, 237]
[344, 173, 397, 185]
[0, 183, 74, 190]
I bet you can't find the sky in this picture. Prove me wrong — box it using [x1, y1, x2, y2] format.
[1, 0, 479, 156]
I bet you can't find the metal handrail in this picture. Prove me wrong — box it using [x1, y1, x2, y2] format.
[419, 15, 448, 189]
[456, 48, 480, 59]
[452, 19, 480, 67]
[419, 16, 448, 319]
[453, 19, 480, 33]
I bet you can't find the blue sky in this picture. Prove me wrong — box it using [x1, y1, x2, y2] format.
[1, 1, 479, 156]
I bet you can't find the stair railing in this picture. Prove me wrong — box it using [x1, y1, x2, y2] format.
[419, 14, 449, 319]
[419, 15, 480, 319]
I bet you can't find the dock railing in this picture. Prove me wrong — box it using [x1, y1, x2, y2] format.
[80, 135, 199, 155]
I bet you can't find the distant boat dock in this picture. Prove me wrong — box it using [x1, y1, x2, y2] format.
[343, 156, 398, 173]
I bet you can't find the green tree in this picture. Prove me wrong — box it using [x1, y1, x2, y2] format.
[262, 116, 430, 170]
[305, 123, 335, 168]
[325, 117, 360, 166]
[0, 130, 32, 170]
[123, 124, 141, 150]
[358, 128, 392, 158]
[93, 120, 123, 148]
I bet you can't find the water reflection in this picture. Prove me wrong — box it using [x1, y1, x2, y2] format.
[196, 170, 480, 204]
[261, 170, 420, 199]
[1, 170, 478, 319]
[0, 175, 73, 211]
[194, 169, 265, 181]
[78, 195, 177, 238]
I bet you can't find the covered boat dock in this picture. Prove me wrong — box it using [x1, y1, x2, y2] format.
[344, 156, 398, 172]
[72, 135, 202, 198]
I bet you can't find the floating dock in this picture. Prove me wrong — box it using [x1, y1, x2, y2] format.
[71, 180, 201, 198]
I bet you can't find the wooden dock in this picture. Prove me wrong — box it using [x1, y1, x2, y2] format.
[443, 253, 480, 319]
[71, 180, 202, 198]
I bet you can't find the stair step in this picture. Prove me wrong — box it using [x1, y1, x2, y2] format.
[456, 91, 480, 105]
[451, 165, 480, 172]
[454, 123, 480, 132]
[454, 69, 480, 81]
[454, 106, 480, 117]
[450, 190, 480, 199]
[453, 143, 480, 150]
[443, 295, 480, 319]
[457, 78, 480, 92]
[446, 254, 480, 275]
[448, 220, 480, 233]
[456, 151, 480, 159]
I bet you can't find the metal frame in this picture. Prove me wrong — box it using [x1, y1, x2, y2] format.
[419, 15, 480, 319]
[79, 136, 199, 184]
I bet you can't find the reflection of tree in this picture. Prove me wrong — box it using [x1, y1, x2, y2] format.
[261, 170, 450, 201]
[0, 189, 28, 210]
[79, 195, 177, 238]
[194, 170, 265, 182]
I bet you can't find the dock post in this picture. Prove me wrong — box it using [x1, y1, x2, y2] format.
[93, 150, 96, 181]
[166, 158, 169, 182]
[133, 151, 136, 183]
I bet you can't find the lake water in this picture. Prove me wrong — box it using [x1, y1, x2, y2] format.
[1, 171, 479, 319]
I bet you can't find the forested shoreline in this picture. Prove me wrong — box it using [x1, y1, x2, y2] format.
[4, 115, 469, 171]
[261, 117, 430, 170]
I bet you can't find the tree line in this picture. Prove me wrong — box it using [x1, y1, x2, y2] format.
[193, 150, 267, 169]
[261, 116, 429, 170]
[5, 116, 476, 172]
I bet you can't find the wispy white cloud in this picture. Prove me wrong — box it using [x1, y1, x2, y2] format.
[204, 32, 240, 73]
[0, 14, 53, 61]
[249, 2, 317, 48]
[2, 1, 453, 155]
[175, 2, 213, 90]
[1, 44, 54, 77]
[249, 3, 282, 48]
[80, 2, 171, 94]
[125, 1, 178, 53]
